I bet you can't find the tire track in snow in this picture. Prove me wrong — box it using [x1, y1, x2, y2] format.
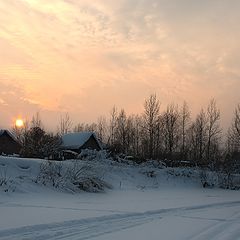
[1, 201, 240, 240]
[1, 203, 128, 214]
[184, 207, 240, 240]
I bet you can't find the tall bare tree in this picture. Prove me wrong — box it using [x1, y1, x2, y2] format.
[108, 106, 118, 146]
[31, 112, 43, 129]
[129, 114, 144, 158]
[162, 103, 180, 160]
[97, 116, 107, 143]
[227, 103, 240, 153]
[58, 113, 72, 136]
[206, 99, 221, 165]
[234, 104, 240, 139]
[115, 109, 128, 153]
[188, 109, 207, 166]
[180, 101, 191, 159]
[73, 123, 85, 133]
[224, 104, 240, 179]
[143, 94, 160, 159]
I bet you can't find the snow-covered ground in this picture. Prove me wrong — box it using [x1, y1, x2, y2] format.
[0, 156, 240, 240]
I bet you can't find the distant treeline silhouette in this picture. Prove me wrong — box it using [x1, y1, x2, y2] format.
[12, 94, 240, 173]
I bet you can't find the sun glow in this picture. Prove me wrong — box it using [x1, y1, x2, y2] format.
[15, 119, 24, 128]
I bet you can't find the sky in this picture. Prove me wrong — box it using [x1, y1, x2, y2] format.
[0, 0, 240, 130]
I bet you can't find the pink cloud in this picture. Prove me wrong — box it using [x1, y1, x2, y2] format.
[0, 0, 239, 130]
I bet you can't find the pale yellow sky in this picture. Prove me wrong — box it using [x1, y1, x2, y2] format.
[0, 0, 240, 130]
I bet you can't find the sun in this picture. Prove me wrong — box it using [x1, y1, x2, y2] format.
[15, 119, 24, 128]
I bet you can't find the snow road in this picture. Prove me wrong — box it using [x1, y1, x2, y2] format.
[0, 200, 240, 240]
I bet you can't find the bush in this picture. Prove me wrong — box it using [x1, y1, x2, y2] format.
[0, 169, 9, 186]
[0, 169, 15, 192]
[66, 160, 111, 192]
[35, 160, 111, 193]
[21, 127, 61, 159]
[199, 170, 218, 188]
[73, 177, 111, 192]
[36, 161, 63, 187]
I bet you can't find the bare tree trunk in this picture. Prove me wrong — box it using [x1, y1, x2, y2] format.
[206, 99, 221, 167]
[97, 116, 107, 143]
[58, 113, 72, 136]
[189, 109, 207, 166]
[143, 94, 160, 159]
[180, 101, 190, 160]
[234, 104, 240, 138]
[227, 103, 240, 153]
[162, 104, 180, 161]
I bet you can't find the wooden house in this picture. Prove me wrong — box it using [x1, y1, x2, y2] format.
[0, 130, 22, 155]
[61, 132, 102, 154]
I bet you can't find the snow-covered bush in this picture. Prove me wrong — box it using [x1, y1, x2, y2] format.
[72, 176, 111, 192]
[66, 160, 111, 192]
[141, 160, 167, 169]
[0, 168, 15, 192]
[217, 172, 240, 190]
[166, 168, 194, 178]
[0, 169, 9, 186]
[35, 159, 111, 193]
[217, 172, 234, 189]
[36, 161, 64, 188]
[141, 170, 156, 178]
[199, 169, 219, 188]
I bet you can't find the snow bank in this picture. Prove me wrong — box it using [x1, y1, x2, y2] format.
[0, 154, 202, 195]
[1, 156, 240, 239]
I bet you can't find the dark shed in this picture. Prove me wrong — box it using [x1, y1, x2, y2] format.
[61, 132, 102, 154]
[0, 130, 22, 155]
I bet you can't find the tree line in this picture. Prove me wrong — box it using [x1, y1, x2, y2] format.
[12, 94, 240, 172]
[107, 96, 239, 170]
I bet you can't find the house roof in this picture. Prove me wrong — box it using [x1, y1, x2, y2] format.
[0, 130, 19, 143]
[61, 132, 102, 149]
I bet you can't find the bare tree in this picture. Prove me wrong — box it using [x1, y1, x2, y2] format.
[108, 106, 118, 146]
[129, 115, 144, 158]
[234, 104, 240, 139]
[21, 126, 61, 159]
[227, 103, 240, 153]
[206, 99, 221, 166]
[31, 112, 43, 129]
[73, 123, 85, 133]
[180, 101, 191, 159]
[188, 109, 208, 166]
[73, 122, 97, 133]
[143, 94, 160, 159]
[58, 113, 72, 136]
[84, 123, 98, 132]
[97, 116, 107, 143]
[125, 115, 134, 155]
[12, 119, 30, 144]
[115, 109, 128, 153]
[222, 104, 240, 181]
[162, 104, 180, 160]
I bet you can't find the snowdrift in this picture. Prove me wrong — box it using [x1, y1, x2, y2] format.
[0, 154, 202, 194]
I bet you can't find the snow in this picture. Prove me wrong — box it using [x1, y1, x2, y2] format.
[0, 156, 240, 240]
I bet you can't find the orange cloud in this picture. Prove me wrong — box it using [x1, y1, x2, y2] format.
[0, 0, 239, 130]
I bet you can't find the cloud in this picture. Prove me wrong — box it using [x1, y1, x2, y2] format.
[0, 82, 38, 127]
[0, 0, 239, 129]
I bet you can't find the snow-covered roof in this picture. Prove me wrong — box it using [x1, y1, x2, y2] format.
[0, 129, 19, 142]
[61, 132, 101, 149]
[0, 129, 7, 136]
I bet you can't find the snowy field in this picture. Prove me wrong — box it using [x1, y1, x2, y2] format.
[0, 156, 240, 240]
